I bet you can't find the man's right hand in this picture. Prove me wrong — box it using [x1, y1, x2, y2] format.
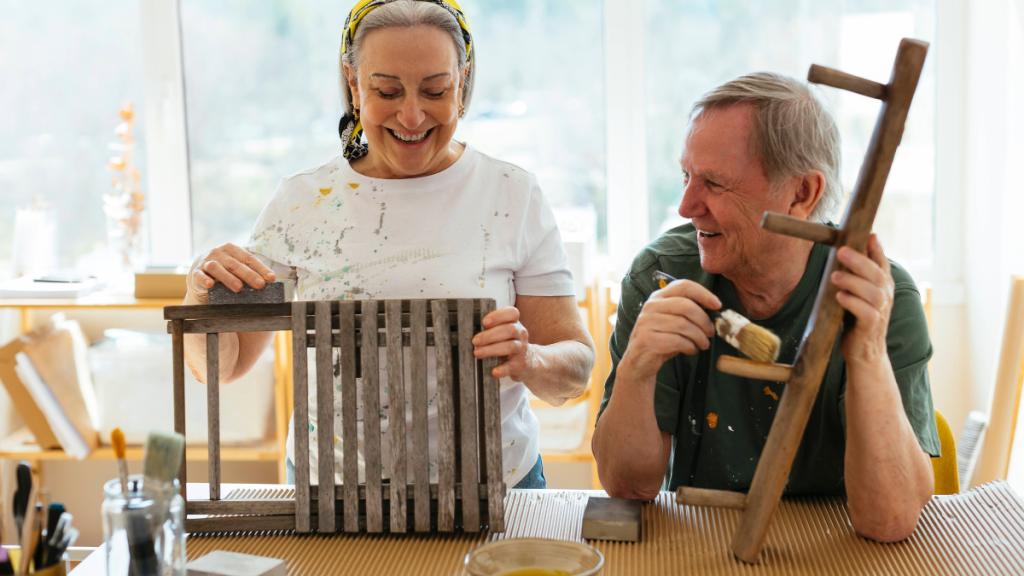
[186, 243, 277, 304]
[619, 278, 722, 381]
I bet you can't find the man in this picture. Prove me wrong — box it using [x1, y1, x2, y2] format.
[592, 72, 939, 542]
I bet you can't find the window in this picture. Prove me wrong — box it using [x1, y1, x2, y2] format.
[182, 0, 607, 255]
[0, 0, 146, 268]
[643, 1, 937, 266]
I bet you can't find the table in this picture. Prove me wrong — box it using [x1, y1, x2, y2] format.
[70, 480, 1024, 575]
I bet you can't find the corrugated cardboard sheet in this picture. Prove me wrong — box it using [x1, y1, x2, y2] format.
[187, 481, 1024, 575]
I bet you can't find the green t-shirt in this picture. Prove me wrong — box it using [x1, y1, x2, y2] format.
[597, 223, 940, 495]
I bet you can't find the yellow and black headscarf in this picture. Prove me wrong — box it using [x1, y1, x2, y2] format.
[338, 0, 474, 160]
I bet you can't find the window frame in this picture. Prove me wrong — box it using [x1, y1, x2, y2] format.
[143, 0, 964, 302]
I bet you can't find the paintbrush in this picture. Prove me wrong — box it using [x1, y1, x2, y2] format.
[112, 428, 129, 494]
[653, 270, 781, 363]
[142, 430, 185, 490]
[16, 469, 39, 575]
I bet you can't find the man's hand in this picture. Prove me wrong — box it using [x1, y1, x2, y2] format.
[472, 307, 533, 381]
[831, 234, 895, 364]
[620, 279, 722, 381]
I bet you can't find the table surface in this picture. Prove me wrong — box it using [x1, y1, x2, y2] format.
[72, 481, 1024, 576]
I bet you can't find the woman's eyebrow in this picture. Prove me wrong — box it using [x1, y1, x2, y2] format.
[368, 73, 451, 82]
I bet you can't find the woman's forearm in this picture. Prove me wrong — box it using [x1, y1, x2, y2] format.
[520, 340, 594, 406]
[844, 357, 933, 541]
[182, 292, 275, 384]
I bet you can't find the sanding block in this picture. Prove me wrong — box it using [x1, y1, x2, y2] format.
[186, 550, 287, 576]
[581, 497, 642, 542]
[208, 279, 294, 305]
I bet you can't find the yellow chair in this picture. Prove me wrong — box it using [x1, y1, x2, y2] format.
[933, 409, 960, 495]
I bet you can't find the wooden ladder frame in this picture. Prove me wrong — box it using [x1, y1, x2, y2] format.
[165, 298, 506, 534]
[675, 38, 930, 563]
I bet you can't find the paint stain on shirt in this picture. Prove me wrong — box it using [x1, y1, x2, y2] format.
[319, 187, 333, 195]
[707, 412, 718, 429]
[764, 386, 779, 401]
[348, 183, 359, 189]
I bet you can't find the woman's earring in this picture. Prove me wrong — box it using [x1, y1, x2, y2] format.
[353, 107, 360, 120]
[458, 103, 465, 119]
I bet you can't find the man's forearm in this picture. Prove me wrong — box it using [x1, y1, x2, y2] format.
[844, 357, 933, 541]
[593, 359, 669, 500]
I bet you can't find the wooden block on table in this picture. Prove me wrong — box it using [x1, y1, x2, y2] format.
[208, 279, 294, 305]
[187, 551, 286, 576]
[581, 497, 642, 542]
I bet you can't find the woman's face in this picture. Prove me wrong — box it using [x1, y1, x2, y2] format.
[346, 25, 465, 178]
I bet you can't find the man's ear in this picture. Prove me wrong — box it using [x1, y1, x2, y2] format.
[343, 63, 360, 110]
[789, 170, 826, 220]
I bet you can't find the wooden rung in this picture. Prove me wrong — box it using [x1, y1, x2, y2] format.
[457, 299, 480, 532]
[339, 301, 359, 532]
[163, 299, 484, 320]
[431, 299, 457, 531]
[206, 333, 221, 501]
[361, 300, 383, 532]
[290, 301, 311, 533]
[385, 301, 408, 532]
[717, 355, 793, 382]
[761, 212, 840, 246]
[479, 299, 505, 532]
[808, 64, 887, 100]
[315, 301, 335, 532]
[676, 486, 747, 510]
[171, 320, 186, 501]
[410, 300, 431, 532]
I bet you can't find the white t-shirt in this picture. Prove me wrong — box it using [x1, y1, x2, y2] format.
[244, 144, 575, 487]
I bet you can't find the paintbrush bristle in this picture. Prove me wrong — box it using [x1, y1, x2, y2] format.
[736, 323, 782, 363]
[142, 430, 185, 487]
[111, 428, 126, 459]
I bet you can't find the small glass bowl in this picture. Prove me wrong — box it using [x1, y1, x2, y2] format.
[465, 538, 604, 576]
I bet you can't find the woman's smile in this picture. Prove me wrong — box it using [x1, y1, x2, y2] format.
[387, 127, 434, 147]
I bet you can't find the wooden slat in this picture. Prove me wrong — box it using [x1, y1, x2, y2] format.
[315, 301, 335, 532]
[177, 317, 291, 334]
[410, 300, 430, 532]
[457, 299, 480, 532]
[431, 299, 456, 531]
[206, 332, 221, 501]
[716, 355, 793, 382]
[171, 319, 186, 501]
[338, 301, 359, 532]
[291, 301, 311, 533]
[676, 486, 747, 510]
[164, 302, 291, 320]
[761, 212, 841, 245]
[478, 299, 504, 531]
[361, 300, 383, 532]
[188, 499, 296, 515]
[807, 63, 887, 99]
[385, 300, 407, 532]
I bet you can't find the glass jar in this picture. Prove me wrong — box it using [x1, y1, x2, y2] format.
[101, 475, 185, 576]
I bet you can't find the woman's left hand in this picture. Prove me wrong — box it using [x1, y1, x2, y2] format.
[831, 234, 895, 366]
[472, 306, 535, 381]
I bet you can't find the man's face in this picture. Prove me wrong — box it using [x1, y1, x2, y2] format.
[678, 104, 793, 279]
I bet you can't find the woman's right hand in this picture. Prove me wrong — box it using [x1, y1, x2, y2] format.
[185, 243, 277, 304]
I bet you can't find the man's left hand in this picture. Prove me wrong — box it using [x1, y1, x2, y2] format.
[831, 233, 895, 365]
[472, 306, 534, 381]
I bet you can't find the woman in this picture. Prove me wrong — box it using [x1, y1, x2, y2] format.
[183, 0, 595, 489]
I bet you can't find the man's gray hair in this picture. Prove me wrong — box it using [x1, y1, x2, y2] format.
[690, 72, 842, 222]
[340, 0, 474, 115]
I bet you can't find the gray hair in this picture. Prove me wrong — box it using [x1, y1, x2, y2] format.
[340, 0, 474, 115]
[690, 72, 842, 223]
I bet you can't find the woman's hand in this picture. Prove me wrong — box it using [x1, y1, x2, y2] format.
[472, 307, 534, 381]
[186, 243, 277, 304]
[619, 279, 720, 382]
[832, 234, 895, 365]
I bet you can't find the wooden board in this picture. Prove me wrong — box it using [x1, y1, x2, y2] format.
[478, 299, 504, 531]
[457, 300, 480, 532]
[385, 300, 407, 532]
[315, 301, 335, 532]
[290, 301, 310, 533]
[361, 300, 383, 532]
[207, 332, 221, 501]
[338, 302, 359, 532]
[432, 299, 457, 531]
[410, 300, 431, 532]
[172, 319, 186, 501]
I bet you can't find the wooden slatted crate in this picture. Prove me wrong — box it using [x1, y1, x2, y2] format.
[165, 299, 506, 534]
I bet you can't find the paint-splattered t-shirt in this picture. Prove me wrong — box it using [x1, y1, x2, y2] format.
[596, 223, 940, 495]
[245, 144, 575, 488]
